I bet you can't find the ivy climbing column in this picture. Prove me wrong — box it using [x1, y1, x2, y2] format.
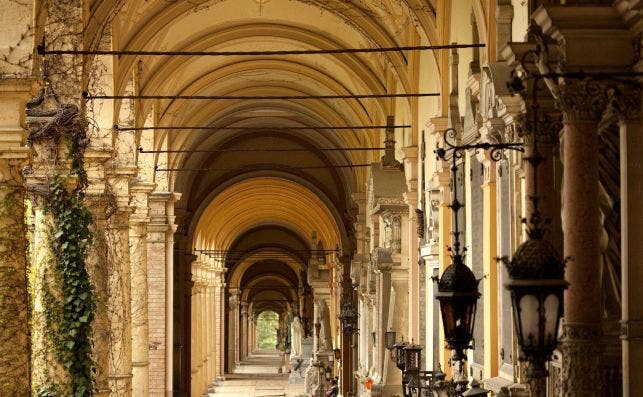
[0, 80, 32, 396]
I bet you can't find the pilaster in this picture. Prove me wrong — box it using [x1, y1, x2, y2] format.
[0, 78, 32, 396]
[477, 149, 499, 380]
[616, 88, 643, 396]
[130, 181, 155, 397]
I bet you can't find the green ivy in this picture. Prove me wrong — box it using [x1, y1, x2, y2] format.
[43, 175, 95, 397]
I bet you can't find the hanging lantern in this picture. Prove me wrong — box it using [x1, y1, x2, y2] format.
[500, 235, 567, 378]
[403, 341, 423, 390]
[338, 298, 358, 334]
[435, 254, 480, 361]
[333, 348, 341, 361]
[393, 339, 409, 371]
[385, 330, 397, 350]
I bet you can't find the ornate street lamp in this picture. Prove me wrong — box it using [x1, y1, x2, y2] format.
[403, 341, 423, 393]
[499, 73, 568, 397]
[393, 338, 410, 397]
[435, 254, 480, 362]
[338, 299, 358, 335]
[434, 128, 523, 390]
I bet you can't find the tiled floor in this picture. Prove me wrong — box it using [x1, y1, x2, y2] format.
[209, 350, 305, 397]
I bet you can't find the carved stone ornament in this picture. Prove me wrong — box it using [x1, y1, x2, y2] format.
[557, 80, 611, 123]
[559, 322, 604, 396]
[372, 247, 393, 272]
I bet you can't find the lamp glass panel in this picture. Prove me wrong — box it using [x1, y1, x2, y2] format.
[543, 294, 560, 346]
[519, 294, 540, 347]
[385, 331, 396, 349]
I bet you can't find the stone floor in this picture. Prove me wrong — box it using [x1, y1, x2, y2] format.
[209, 350, 305, 397]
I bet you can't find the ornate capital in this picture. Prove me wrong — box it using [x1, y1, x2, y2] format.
[558, 80, 611, 123]
[602, 86, 641, 124]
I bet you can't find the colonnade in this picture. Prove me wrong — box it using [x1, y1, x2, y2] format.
[190, 261, 226, 397]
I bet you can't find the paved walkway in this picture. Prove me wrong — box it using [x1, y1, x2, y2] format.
[209, 350, 305, 397]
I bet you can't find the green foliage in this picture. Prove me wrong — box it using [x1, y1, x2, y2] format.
[43, 175, 95, 396]
[256, 311, 280, 349]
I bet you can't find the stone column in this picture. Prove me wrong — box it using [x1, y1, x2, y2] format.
[228, 289, 241, 372]
[190, 262, 204, 397]
[206, 265, 215, 387]
[129, 181, 155, 397]
[0, 79, 31, 396]
[241, 302, 249, 361]
[105, 205, 134, 396]
[558, 81, 606, 396]
[403, 146, 420, 342]
[478, 151, 498, 379]
[213, 268, 226, 381]
[619, 90, 643, 396]
[147, 192, 175, 394]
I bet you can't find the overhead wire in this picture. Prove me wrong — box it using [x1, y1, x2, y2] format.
[155, 163, 375, 172]
[114, 124, 411, 131]
[82, 92, 439, 100]
[38, 43, 485, 57]
[138, 147, 385, 153]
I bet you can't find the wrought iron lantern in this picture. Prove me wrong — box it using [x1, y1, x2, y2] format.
[500, 235, 567, 379]
[385, 330, 397, 350]
[338, 298, 358, 334]
[403, 341, 422, 372]
[435, 255, 480, 362]
[393, 339, 409, 371]
[433, 128, 522, 364]
[403, 341, 423, 390]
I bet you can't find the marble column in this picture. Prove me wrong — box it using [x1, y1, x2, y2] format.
[558, 81, 606, 396]
[0, 79, 31, 396]
[129, 181, 155, 397]
[619, 90, 643, 396]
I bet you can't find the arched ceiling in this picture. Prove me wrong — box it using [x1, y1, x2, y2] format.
[194, 176, 342, 252]
[101, 0, 441, 314]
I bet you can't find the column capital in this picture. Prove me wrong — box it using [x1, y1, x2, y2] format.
[558, 80, 612, 123]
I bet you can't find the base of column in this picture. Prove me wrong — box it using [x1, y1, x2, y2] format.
[560, 322, 603, 396]
[108, 373, 133, 396]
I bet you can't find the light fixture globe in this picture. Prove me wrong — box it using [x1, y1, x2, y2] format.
[500, 235, 567, 378]
[435, 255, 480, 361]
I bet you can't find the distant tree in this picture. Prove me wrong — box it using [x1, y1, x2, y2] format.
[256, 311, 280, 349]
